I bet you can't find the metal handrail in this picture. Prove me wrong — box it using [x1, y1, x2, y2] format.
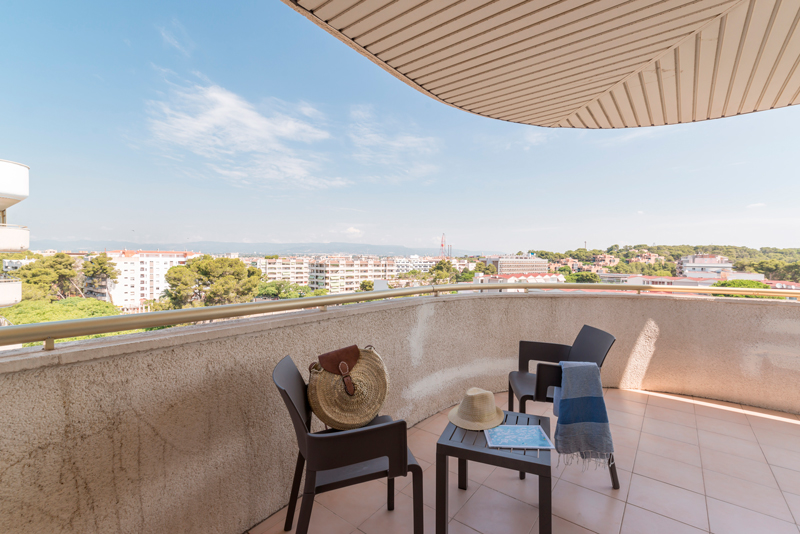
[0, 282, 796, 350]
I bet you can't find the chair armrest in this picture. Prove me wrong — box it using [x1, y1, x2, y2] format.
[307, 420, 408, 477]
[519, 341, 572, 371]
[534, 363, 563, 403]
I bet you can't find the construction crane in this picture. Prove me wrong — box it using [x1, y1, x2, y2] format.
[440, 234, 446, 259]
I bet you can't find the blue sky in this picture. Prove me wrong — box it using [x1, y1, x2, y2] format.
[2, 0, 799, 253]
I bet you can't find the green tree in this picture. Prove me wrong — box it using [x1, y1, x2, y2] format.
[162, 255, 260, 308]
[557, 266, 572, 275]
[83, 253, 120, 283]
[712, 279, 781, 299]
[14, 253, 80, 300]
[264, 254, 279, 259]
[565, 272, 601, 283]
[255, 280, 326, 299]
[359, 280, 374, 292]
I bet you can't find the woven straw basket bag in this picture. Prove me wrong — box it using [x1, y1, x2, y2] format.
[307, 345, 389, 430]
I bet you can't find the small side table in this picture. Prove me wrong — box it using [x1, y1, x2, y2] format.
[435, 411, 552, 534]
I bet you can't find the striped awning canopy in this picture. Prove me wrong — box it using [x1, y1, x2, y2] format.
[281, 0, 800, 128]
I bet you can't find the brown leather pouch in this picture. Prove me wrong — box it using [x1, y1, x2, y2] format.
[313, 345, 360, 396]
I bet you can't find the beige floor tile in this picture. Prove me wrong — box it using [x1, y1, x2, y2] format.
[447, 519, 481, 534]
[784, 491, 800, 525]
[454, 485, 539, 534]
[401, 463, 478, 518]
[694, 403, 749, 425]
[314, 480, 388, 527]
[707, 497, 799, 534]
[696, 415, 757, 442]
[249, 507, 288, 534]
[551, 479, 625, 534]
[533, 515, 596, 534]
[448, 457, 497, 485]
[646, 395, 695, 414]
[642, 418, 698, 445]
[747, 414, 800, 436]
[703, 469, 794, 522]
[259, 502, 357, 534]
[774, 465, 800, 495]
[407, 427, 440, 463]
[608, 409, 644, 431]
[604, 388, 650, 404]
[627, 474, 708, 531]
[637, 432, 702, 467]
[611, 444, 637, 472]
[763, 445, 800, 473]
[610, 424, 641, 450]
[482, 465, 557, 508]
[558, 463, 632, 501]
[604, 397, 647, 417]
[700, 448, 779, 488]
[358, 493, 435, 534]
[697, 429, 766, 462]
[754, 427, 800, 454]
[620, 503, 707, 534]
[417, 413, 451, 437]
[633, 450, 704, 494]
[645, 405, 697, 428]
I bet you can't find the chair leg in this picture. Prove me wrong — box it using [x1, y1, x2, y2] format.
[284, 453, 305, 531]
[410, 464, 424, 534]
[387, 477, 395, 510]
[295, 470, 317, 534]
[508, 383, 514, 412]
[519, 397, 528, 479]
[609, 455, 620, 489]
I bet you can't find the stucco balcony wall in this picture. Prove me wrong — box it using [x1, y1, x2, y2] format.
[0, 278, 22, 307]
[0, 293, 798, 534]
[0, 225, 30, 252]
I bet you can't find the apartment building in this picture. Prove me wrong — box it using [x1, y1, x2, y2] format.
[484, 254, 548, 274]
[630, 251, 664, 264]
[257, 257, 311, 286]
[473, 272, 566, 292]
[308, 257, 396, 294]
[549, 257, 582, 272]
[676, 254, 733, 278]
[593, 254, 619, 267]
[2, 259, 35, 272]
[94, 250, 202, 308]
[394, 255, 439, 273]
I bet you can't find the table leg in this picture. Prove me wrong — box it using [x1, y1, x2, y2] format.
[458, 458, 468, 490]
[436, 450, 449, 534]
[538, 474, 552, 534]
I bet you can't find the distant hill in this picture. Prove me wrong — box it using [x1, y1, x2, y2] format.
[29, 240, 499, 257]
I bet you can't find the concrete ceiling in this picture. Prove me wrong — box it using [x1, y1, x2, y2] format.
[281, 0, 800, 128]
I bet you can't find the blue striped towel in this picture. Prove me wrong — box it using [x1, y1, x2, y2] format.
[554, 361, 614, 468]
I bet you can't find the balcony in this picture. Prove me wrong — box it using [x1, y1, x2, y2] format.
[0, 291, 799, 533]
[0, 277, 22, 307]
[0, 224, 30, 252]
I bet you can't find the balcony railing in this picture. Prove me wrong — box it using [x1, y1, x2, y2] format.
[0, 282, 796, 350]
[0, 223, 30, 252]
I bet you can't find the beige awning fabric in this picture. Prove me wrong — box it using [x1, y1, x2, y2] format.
[281, 0, 800, 128]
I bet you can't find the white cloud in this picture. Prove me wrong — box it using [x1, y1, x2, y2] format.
[344, 227, 362, 236]
[158, 19, 194, 57]
[348, 104, 439, 181]
[747, 202, 766, 209]
[147, 81, 347, 189]
[637, 211, 644, 215]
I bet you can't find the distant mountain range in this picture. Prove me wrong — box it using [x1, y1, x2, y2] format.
[30, 240, 500, 257]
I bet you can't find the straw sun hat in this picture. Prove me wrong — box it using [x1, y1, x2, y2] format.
[448, 387, 505, 431]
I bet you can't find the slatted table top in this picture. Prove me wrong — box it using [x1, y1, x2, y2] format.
[436, 411, 552, 475]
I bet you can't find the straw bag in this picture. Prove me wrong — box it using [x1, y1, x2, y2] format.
[307, 345, 389, 430]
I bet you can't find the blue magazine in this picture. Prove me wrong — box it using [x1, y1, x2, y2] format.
[484, 425, 554, 450]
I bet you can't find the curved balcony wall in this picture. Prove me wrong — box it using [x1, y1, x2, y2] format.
[0, 278, 22, 307]
[0, 159, 29, 211]
[0, 224, 30, 252]
[0, 293, 798, 533]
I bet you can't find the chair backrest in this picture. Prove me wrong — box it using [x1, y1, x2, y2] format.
[568, 325, 616, 367]
[272, 356, 312, 456]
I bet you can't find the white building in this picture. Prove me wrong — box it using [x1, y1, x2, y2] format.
[483, 254, 548, 274]
[257, 257, 311, 286]
[394, 255, 439, 273]
[0, 159, 30, 312]
[3, 259, 35, 272]
[676, 254, 733, 278]
[473, 272, 566, 292]
[309, 257, 396, 294]
[99, 250, 202, 309]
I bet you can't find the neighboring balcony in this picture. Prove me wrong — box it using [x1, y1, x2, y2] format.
[0, 224, 30, 252]
[0, 277, 22, 307]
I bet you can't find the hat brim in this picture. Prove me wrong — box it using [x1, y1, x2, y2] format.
[448, 405, 506, 431]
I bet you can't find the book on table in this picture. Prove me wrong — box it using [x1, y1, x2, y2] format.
[484, 425, 554, 450]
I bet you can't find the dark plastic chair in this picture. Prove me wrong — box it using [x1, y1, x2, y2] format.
[272, 356, 424, 534]
[508, 325, 620, 488]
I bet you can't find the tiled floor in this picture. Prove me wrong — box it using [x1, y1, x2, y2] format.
[250, 389, 800, 534]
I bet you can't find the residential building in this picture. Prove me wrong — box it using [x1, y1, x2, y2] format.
[599, 273, 719, 287]
[308, 257, 396, 294]
[2, 259, 35, 272]
[630, 251, 664, 264]
[677, 254, 733, 278]
[394, 255, 439, 273]
[93, 250, 202, 308]
[0, 159, 29, 349]
[550, 257, 582, 272]
[593, 254, 619, 266]
[257, 257, 311, 286]
[473, 272, 566, 292]
[483, 254, 548, 274]
[577, 264, 607, 274]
